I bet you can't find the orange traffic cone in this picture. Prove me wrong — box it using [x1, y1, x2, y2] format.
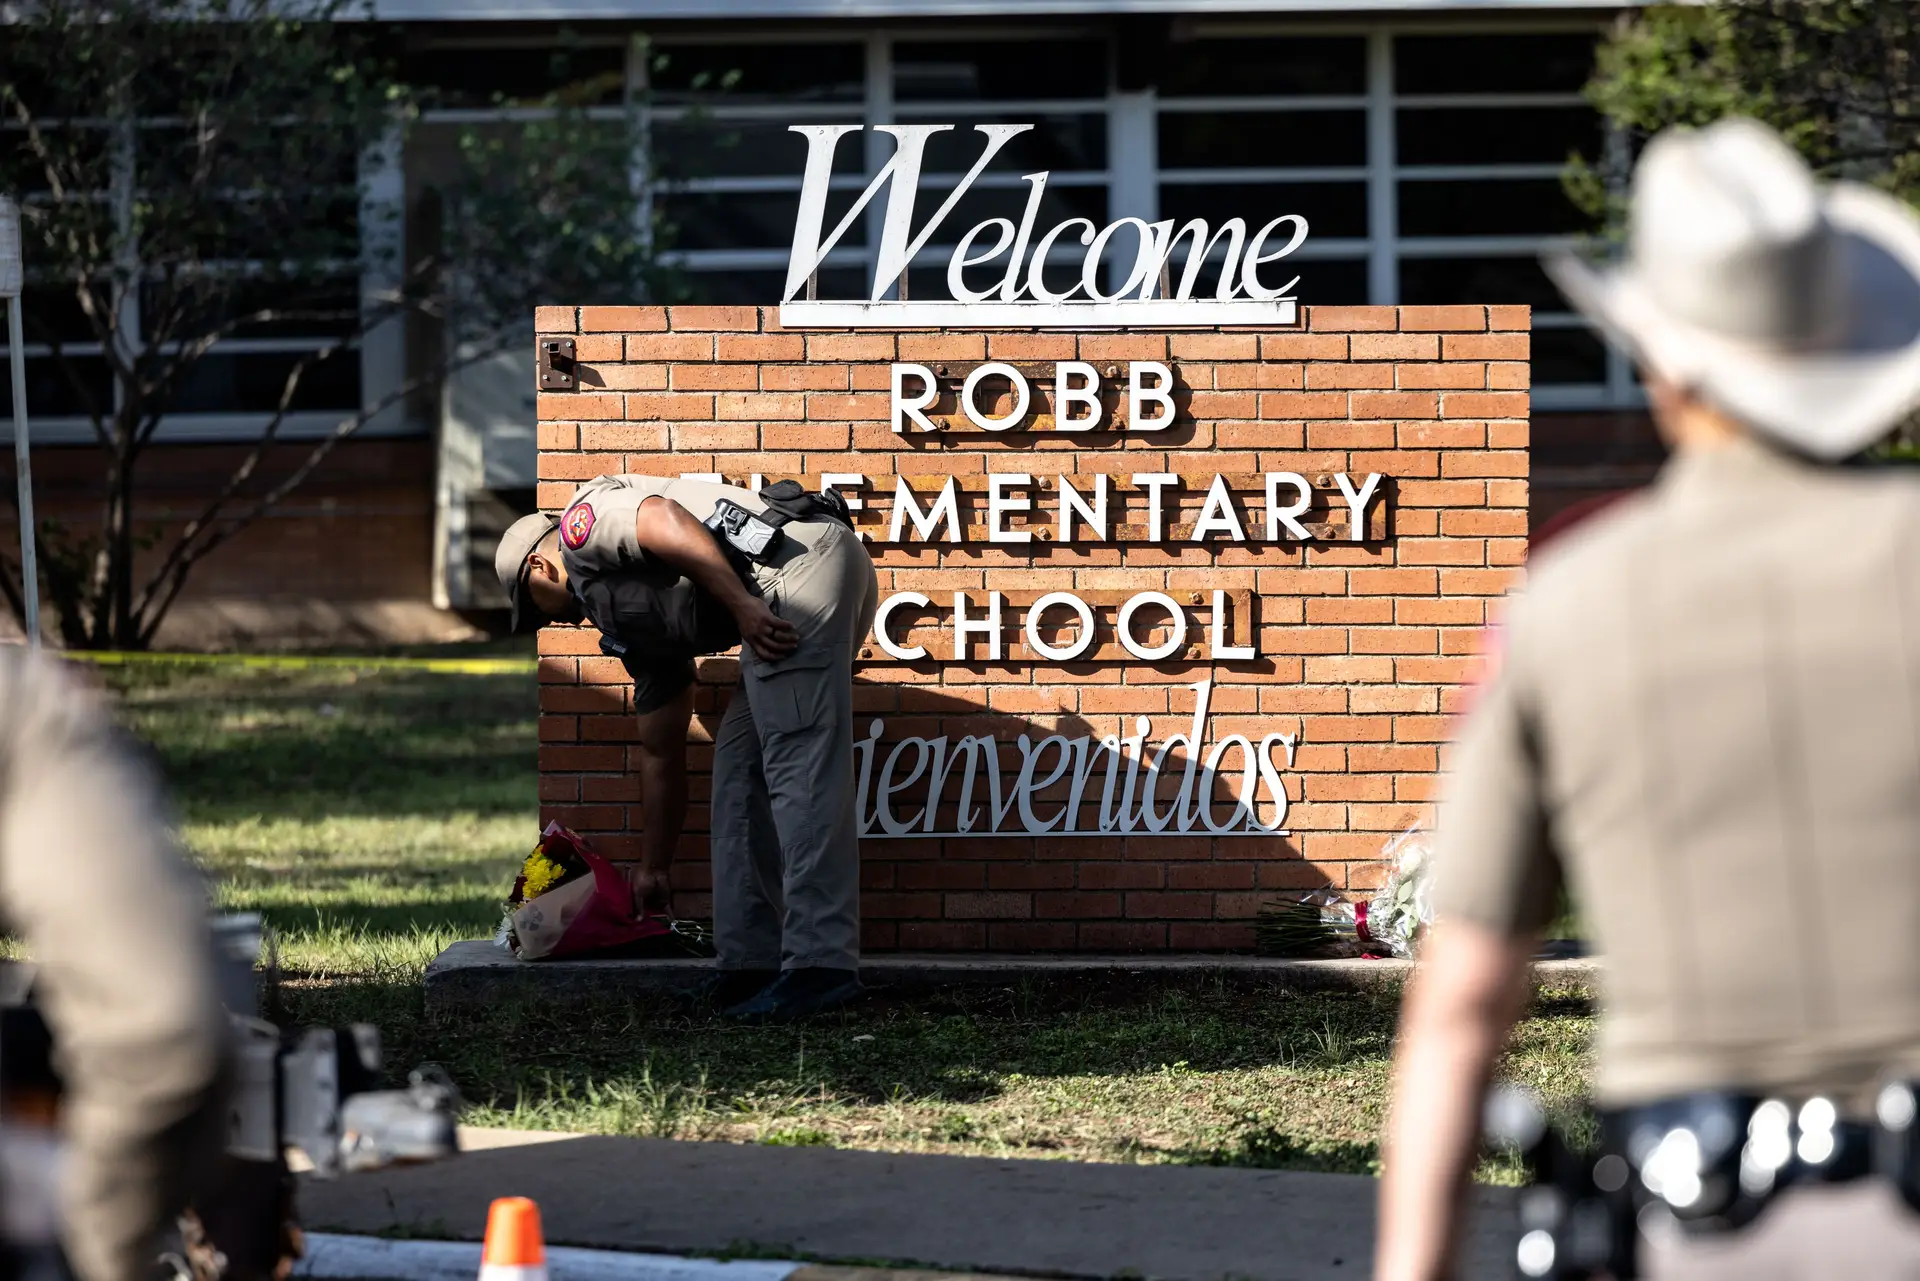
[479, 1197, 548, 1281]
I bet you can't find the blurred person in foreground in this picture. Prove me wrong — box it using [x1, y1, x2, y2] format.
[0, 648, 228, 1280]
[1376, 118, 1920, 1281]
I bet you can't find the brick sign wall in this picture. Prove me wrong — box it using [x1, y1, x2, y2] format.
[534, 304, 1529, 952]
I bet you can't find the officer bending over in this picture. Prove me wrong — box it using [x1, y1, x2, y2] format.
[0, 648, 229, 1281]
[495, 475, 878, 1021]
[1376, 120, 1920, 1281]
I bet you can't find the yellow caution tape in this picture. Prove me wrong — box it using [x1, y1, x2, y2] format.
[64, 650, 534, 676]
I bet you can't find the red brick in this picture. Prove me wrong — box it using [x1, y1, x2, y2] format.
[1262, 333, 1349, 359]
[1259, 391, 1350, 418]
[600, 366, 671, 394]
[1124, 892, 1214, 919]
[808, 334, 897, 361]
[571, 335, 623, 363]
[673, 365, 759, 392]
[1396, 362, 1487, 390]
[897, 923, 987, 950]
[581, 305, 667, 332]
[762, 365, 850, 391]
[1399, 422, 1485, 449]
[807, 393, 890, 421]
[1350, 333, 1439, 361]
[1080, 334, 1170, 360]
[988, 923, 1080, 950]
[538, 452, 623, 480]
[717, 392, 805, 421]
[1035, 892, 1123, 919]
[1399, 306, 1487, 332]
[1079, 863, 1165, 890]
[669, 306, 758, 331]
[581, 424, 669, 451]
[1307, 363, 1396, 390]
[535, 305, 578, 332]
[1441, 568, 1524, 595]
[1489, 362, 1531, 390]
[1443, 333, 1529, 360]
[1349, 744, 1439, 772]
[1442, 392, 1529, 420]
[537, 393, 621, 421]
[1351, 391, 1438, 419]
[988, 334, 1078, 360]
[624, 393, 716, 421]
[716, 334, 805, 362]
[1307, 306, 1396, 332]
[898, 334, 988, 361]
[629, 334, 714, 361]
[1170, 334, 1259, 359]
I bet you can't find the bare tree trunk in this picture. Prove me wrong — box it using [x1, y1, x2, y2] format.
[106, 438, 138, 648]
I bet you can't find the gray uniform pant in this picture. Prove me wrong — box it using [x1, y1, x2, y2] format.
[1644, 1183, 1920, 1280]
[710, 520, 878, 972]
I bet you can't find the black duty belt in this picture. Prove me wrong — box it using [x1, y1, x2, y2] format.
[701, 479, 855, 569]
[1499, 1082, 1920, 1279]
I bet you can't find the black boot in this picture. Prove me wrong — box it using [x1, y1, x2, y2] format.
[723, 967, 862, 1022]
[693, 967, 778, 1011]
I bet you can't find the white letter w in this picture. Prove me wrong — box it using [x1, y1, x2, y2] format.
[784, 123, 1035, 303]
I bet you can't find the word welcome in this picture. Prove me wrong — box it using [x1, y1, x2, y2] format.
[780, 124, 1305, 328]
[853, 681, 1294, 837]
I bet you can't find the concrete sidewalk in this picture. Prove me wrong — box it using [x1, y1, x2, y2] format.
[300, 1132, 1518, 1281]
[424, 939, 1597, 1011]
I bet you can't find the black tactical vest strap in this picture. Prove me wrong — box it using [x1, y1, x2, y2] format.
[756, 478, 854, 530]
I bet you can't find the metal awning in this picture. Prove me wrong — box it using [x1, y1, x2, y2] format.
[377, 0, 1625, 22]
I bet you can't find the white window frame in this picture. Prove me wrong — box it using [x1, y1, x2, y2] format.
[1, 109, 415, 445]
[1175, 14, 1635, 410]
[646, 25, 1121, 302]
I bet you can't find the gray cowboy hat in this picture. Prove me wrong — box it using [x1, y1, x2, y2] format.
[1546, 117, 1920, 460]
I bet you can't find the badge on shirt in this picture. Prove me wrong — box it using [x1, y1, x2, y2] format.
[560, 501, 596, 550]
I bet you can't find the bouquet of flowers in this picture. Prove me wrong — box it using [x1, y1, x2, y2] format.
[496, 823, 692, 961]
[1252, 824, 1436, 959]
[1365, 823, 1434, 958]
[1254, 890, 1361, 957]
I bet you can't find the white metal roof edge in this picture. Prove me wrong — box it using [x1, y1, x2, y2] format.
[372, 0, 1628, 21]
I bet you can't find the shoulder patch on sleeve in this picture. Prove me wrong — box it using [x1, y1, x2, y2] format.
[560, 501, 596, 550]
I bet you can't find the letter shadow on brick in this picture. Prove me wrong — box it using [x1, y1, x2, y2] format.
[646, 658, 1337, 955]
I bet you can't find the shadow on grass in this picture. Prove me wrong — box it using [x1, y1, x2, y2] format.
[289, 972, 1403, 1108]
[273, 969, 1593, 1172]
[1168, 1127, 1381, 1175]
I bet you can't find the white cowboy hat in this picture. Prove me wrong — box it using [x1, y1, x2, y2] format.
[1546, 117, 1920, 460]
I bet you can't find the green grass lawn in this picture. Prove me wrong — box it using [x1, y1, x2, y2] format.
[99, 656, 1594, 1178]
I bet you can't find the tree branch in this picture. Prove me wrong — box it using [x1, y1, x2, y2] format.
[130, 340, 510, 646]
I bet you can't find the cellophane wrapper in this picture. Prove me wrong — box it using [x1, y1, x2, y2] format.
[1366, 824, 1434, 958]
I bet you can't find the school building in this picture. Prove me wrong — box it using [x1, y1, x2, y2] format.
[7, 1, 1648, 648]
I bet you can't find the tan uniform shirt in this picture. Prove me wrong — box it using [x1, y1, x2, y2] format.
[557, 474, 761, 711]
[0, 649, 228, 1281]
[1433, 437, 1920, 1106]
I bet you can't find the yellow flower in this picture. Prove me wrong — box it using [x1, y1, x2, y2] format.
[520, 848, 567, 900]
